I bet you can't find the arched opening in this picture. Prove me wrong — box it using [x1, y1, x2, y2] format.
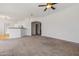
[31, 21, 41, 36]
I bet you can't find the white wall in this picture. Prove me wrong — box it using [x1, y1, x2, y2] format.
[41, 4, 79, 43]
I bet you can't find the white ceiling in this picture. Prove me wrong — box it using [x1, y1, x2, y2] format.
[0, 3, 77, 21]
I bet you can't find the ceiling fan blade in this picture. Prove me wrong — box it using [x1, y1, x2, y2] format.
[38, 5, 47, 7]
[44, 8, 47, 11]
[51, 3, 57, 5]
[47, 3, 57, 5]
[51, 7, 56, 10]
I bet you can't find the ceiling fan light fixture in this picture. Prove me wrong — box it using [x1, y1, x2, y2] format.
[47, 5, 51, 8]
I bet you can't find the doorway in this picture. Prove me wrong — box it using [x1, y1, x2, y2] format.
[31, 21, 41, 36]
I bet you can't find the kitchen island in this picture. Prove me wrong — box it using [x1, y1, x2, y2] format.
[6, 27, 26, 39]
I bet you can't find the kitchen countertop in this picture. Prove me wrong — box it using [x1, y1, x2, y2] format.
[8, 27, 26, 29]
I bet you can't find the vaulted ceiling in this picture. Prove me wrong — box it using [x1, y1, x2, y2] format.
[0, 3, 77, 22]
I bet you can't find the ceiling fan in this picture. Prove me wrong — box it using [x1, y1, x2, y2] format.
[38, 3, 57, 11]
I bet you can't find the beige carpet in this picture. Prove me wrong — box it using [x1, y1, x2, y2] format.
[0, 36, 79, 56]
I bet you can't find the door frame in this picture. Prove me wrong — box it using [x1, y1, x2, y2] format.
[31, 21, 42, 36]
